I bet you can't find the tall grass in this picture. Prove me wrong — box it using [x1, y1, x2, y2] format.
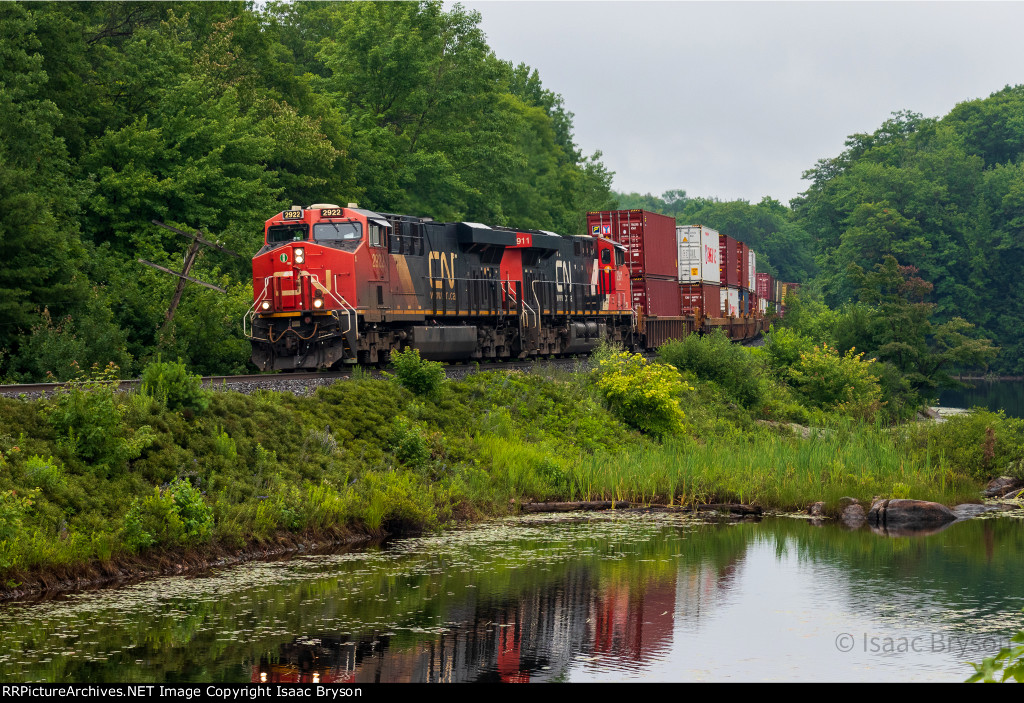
[567, 422, 977, 512]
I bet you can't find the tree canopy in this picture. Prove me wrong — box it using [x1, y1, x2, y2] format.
[792, 88, 1024, 374]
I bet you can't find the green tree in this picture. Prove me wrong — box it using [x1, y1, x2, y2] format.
[848, 256, 996, 398]
[0, 4, 87, 361]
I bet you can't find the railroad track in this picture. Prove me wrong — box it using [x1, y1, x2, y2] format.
[0, 338, 776, 399]
[0, 355, 602, 398]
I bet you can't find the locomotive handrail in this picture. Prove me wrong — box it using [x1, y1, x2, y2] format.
[244, 274, 358, 342]
[422, 273, 535, 323]
[502, 278, 536, 329]
[303, 272, 357, 339]
[244, 277, 273, 340]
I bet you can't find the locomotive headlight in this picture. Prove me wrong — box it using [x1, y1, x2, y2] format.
[261, 300, 271, 310]
[313, 298, 324, 309]
[294, 247, 305, 264]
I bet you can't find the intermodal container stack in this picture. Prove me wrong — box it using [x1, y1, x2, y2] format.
[586, 209, 677, 278]
[718, 235, 741, 288]
[677, 225, 721, 318]
[588, 206, 792, 337]
[587, 209, 679, 316]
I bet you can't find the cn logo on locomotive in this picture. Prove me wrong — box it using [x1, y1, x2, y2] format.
[427, 251, 458, 289]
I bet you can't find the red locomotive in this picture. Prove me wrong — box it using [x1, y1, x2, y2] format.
[246, 204, 634, 370]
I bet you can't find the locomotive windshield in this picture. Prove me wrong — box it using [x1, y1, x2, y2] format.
[314, 222, 362, 242]
[268, 224, 308, 243]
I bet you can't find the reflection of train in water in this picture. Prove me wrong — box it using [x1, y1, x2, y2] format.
[248, 563, 712, 683]
[245, 205, 798, 370]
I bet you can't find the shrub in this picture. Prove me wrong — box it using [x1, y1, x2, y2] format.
[0, 489, 36, 570]
[46, 362, 155, 470]
[390, 347, 446, 396]
[122, 477, 214, 551]
[212, 428, 237, 461]
[763, 325, 815, 378]
[23, 455, 66, 493]
[968, 622, 1024, 682]
[390, 415, 431, 470]
[906, 409, 1024, 481]
[788, 343, 882, 421]
[140, 357, 209, 413]
[659, 331, 766, 407]
[594, 351, 689, 438]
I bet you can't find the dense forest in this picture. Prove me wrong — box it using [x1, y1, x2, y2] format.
[619, 88, 1024, 375]
[0, 1, 616, 381]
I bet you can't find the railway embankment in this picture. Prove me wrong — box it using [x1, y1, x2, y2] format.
[0, 335, 1021, 600]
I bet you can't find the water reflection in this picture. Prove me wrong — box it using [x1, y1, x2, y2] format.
[251, 560, 686, 683]
[2, 513, 1023, 683]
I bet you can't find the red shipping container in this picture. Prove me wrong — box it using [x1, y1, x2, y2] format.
[756, 272, 773, 299]
[718, 235, 741, 287]
[632, 276, 682, 317]
[680, 282, 721, 317]
[738, 242, 750, 292]
[587, 209, 677, 279]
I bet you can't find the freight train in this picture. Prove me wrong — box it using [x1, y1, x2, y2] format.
[245, 205, 796, 370]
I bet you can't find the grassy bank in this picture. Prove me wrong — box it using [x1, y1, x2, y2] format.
[0, 338, 1021, 591]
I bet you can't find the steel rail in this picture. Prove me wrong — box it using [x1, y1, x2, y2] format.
[0, 356, 616, 396]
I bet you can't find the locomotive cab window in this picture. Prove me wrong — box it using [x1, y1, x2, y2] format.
[615, 249, 624, 266]
[369, 222, 388, 247]
[601, 248, 612, 265]
[314, 222, 362, 242]
[268, 224, 308, 244]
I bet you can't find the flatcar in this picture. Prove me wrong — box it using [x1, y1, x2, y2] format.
[246, 204, 635, 370]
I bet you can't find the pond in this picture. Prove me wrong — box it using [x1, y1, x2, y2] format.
[1, 511, 1023, 683]
[938, 380, 1024, 418]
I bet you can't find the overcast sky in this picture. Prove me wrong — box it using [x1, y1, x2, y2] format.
[463, 1, 1024, 205]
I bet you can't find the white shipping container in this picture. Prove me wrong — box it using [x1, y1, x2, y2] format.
[719, 287, 727, 317]
[727, 287, 739, 317]
[759, 298, 767, 315]
[677, 225, 721, 285]
[748, 250, 756, 291]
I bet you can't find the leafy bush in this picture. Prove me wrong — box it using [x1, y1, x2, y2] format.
[659, 331, 766, 407]
[0, 489, 34, 544]
[140, 357, 209, 413]
[0, 489, 36, 570]
[46, 362, 155, 470]
[390, 347, 446, 396]
[763, 325, 815, 378]
[788, 343, 882, 421]
[122, 477, 214, 551]
[212, 428, 237, 461]
[390, 415, 432, 470]
[23, 455, 66, 493]
[968, 617, 1024, 682]
[904, 409, 1024, 481]
[594, 351, 689, 438]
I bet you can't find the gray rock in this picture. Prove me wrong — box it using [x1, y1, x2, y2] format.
[984, 476, 1024, 498]
[867, 498, 958, 529]
[952, 503, 1005, 520]
[808, 501, 826, 517]
[840, 503, 866, 529]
